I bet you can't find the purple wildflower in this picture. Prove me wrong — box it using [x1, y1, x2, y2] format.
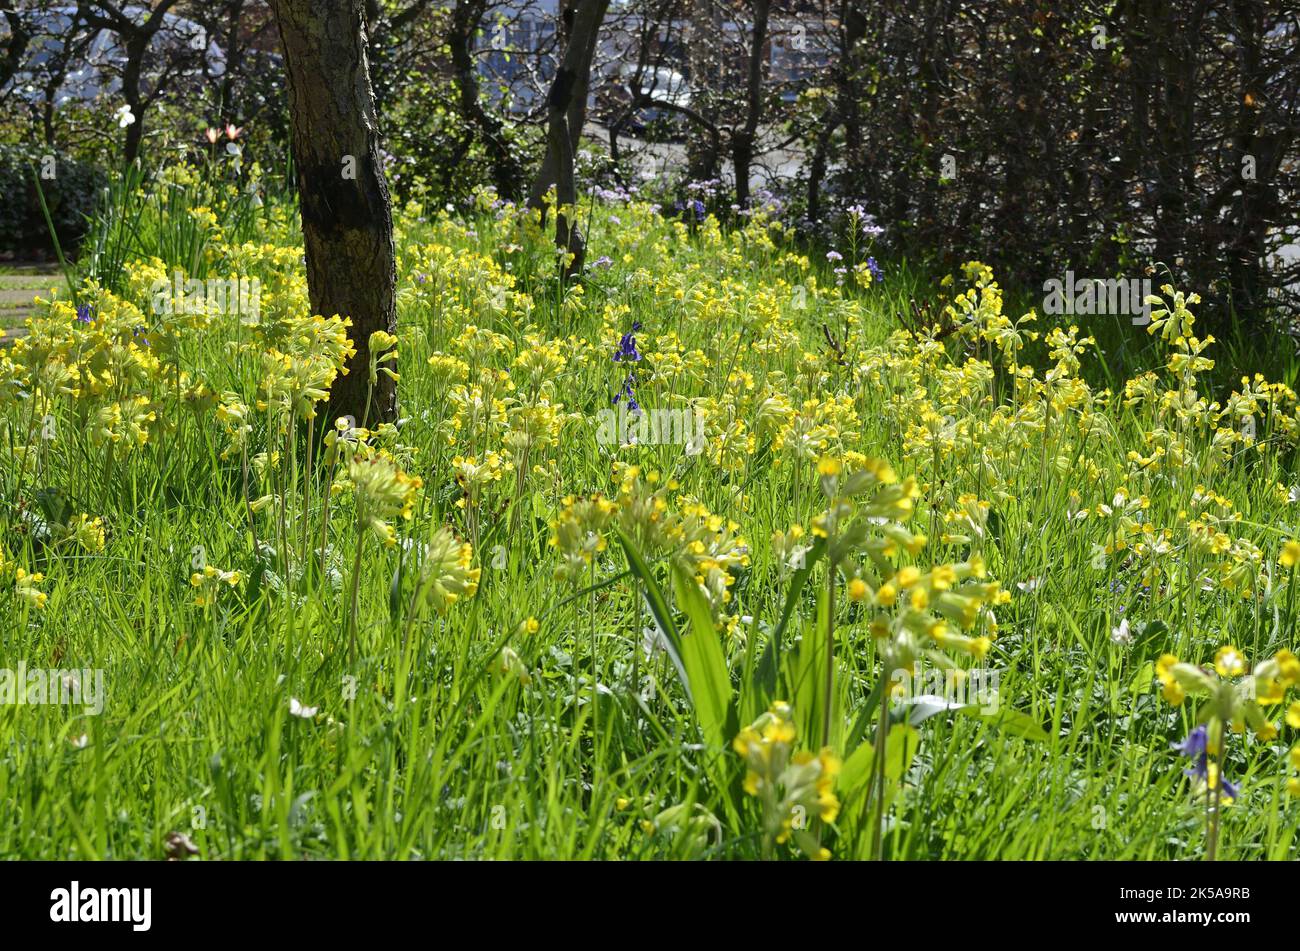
[611, 373, 640, 413]
[614, 321, 642, 363]
[1172, 726, 1240, 799]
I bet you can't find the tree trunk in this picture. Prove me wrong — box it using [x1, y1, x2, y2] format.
[121, 35, 146, 164]
[450, 0, 527, 199]
[732, 0, 769, 209]
[527, 0, 610, 276]
[686, 0, 723, 182]
[268, 0, 398, 425]
[0, 10, 30, 91]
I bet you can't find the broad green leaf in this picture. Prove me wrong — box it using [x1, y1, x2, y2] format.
[839, 738, 875, 800]
[671, 564, 738, 754]
[614, 528, 687, 689]
[755, 536, 826, 698]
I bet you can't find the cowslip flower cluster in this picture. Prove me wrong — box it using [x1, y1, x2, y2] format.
[1157, 646, 1300, 802]
[342, 454, 422, 547]
[417, 526, 481, 613]
[190, 565, 242, 607]
[733, 701, 840, 860]
[549, 494, 618, 581]
[1, 548, 48, 611]
[810, 454, 1007, 673]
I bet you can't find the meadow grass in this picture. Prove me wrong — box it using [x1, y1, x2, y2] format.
[1, 174, 1298, 860]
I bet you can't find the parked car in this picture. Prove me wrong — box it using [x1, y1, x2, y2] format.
[594, 63, 692, 138]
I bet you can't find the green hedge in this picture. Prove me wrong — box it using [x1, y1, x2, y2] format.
[0, 144, 106, 258]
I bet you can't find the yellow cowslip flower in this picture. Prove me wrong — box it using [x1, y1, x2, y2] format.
[816, 457, 842, 477]
[846, 578, 868, 602]
[214, 394, 252, 459]
[14, 568, 47, 610]
[368, 329, 399, 385]
[1278, 650, 1300, 686]
[1287, 701, 1300, 730]
[1282, 540, 1300, 569]
[1257, 676, 1288, 706]
[488, 645, 530, 685]
[418, 526, 480, 612]
[1156, 653, 1179, 683]
[67, 514, 106, 553]
[1214, 645, 1246, 678]
[733, 702, 839, 860]
[189, 564, 241, 607]
[347, 454, 422, 547]
[550, 493, 616, 582]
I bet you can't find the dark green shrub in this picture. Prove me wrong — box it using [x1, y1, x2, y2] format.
[0, 144, 107, 259]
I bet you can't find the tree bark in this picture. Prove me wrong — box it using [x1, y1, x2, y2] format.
[731, 0, 770, 209]
[686, 0, 722, 182]
[449, 0, 527, 199]
[527, 0, 610, 276]
[268, 0, 398, 425]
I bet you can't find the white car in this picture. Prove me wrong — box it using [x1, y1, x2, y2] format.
[618, 63, 691, 116]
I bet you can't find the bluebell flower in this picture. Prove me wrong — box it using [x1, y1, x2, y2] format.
[614, 321, 642, 363]
[75, 303, 93, 325]
[611, 373, 640, 412]
[1172, 726, 1239, 799]
[866, 257, 883, 282]
[691, 199, 706, 221]
[1172, 725, 1207, 758]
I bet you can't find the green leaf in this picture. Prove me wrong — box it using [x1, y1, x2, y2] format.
[961, 706, 1052, 742]
[884, 723, 920, 782]
[388, 554, 405, 625]
[613, 528, 689, 694]
[1129, 660, 1154, 697]
[671, 564, 738, 753]
[845, 674, 887, 750]
[898, 695, 970, 726]
[790, 585, 830, 749]
[839, 739, 875, 800]
[755, 536, 826, 699]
